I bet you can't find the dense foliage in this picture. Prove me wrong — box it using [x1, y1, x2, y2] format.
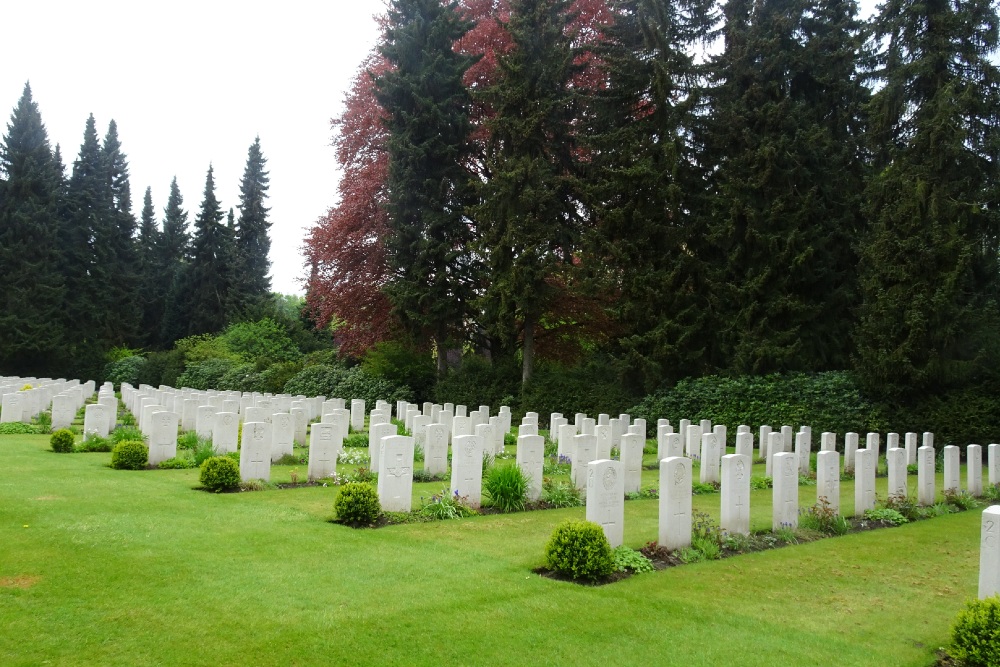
[949, 596, 1000, 667]
[544, 520, 615, 581]
[110, 440, 148, 470]
[199, 456, 241, 492]
[334, 482, 382, 525]
[49, 429, 74, 453]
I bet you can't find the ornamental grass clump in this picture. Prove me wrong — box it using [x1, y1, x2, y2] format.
[50, 429, 75, 453]
[199, 456, 241, 492]
[110, 440, 148, 470]
[544, 520, 614, 581]
[334, 482, 381, 525]
[483, 463, 529, 512]
[949, 596, 1000, 667]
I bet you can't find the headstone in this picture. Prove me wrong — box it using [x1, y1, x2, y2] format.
[598, 413, 610, 426]
[519, 422, 538, 438]
[148, 411, 179, 466]
[866, 432, 881, 464]
[51, 394, 75, 430]
[981, 506, 1000, 599]
[821, 432, 836, 452]
[581, 418, 595, 437]
[759, 425, 772, 460]
[887, 447, 908, 501]
[368, 422, 397, 473]
[620, 433, 644, 494]
[700, 419, 712, 434]
[271, 413, 294, 462]
[412, 415, 431, 454]
[424, 424, 449, 476]
[686, 424, 701, 458]
[83, 404, 109, 439]
[781, 425, 793, 453]
[558, 424, 576, 458]
[595, 424, 612, 460]
[98, 394, 118, 431]
[795, 430, 811, 476]
[475, 423, 496, 458]
[572, 434, 597, 491]
[659, 457, 692, 551]
[886, 432, 899, 452]
[196, 406, 215, 441]
[452, 416, 472, 443]
[923, 432, 934, 449]
[662, 433, 683, 459]
[213, 412, 239, 454]
[735, 431, 754, 459]
[766, 431, 783, 477]
[245, 407, 268, 425]
[905, 432, 918, 465]
[586, 460, 624, 547]
[240, 422, 271, 482]
[632, 418, 647, 439]
[455, 404, 467, 418]
[700, 432, 720, 484]
[609, 418, 623, 448]
[773, 452, 799, 530]
[968, 445, 983, 497]
[854, 448, 877, 516]
[721, 454, 751, 536]
[713, 424, 727, 457]
[917, 445, 936, 506]
[308, 423, 340, 481]
[516, 435, 545, 502]
[657, 423, 674, 460]
[377, 435, 414, 512]
[816, 450, 840, 514]
[844, 432, 859, 473]
[450, 434, 483, 508]
[990, 444, 999, 486]
[944, 445, 961, 494]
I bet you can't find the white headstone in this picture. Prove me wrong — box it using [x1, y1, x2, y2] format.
[844, 432, 859, 473]
[773, 452, 799, 530]
[759, 425, 772, 460]
[886, 447, 908, 501]
[980, 506, 1000, 599]
[816, 450, 840, 514]
[620, 433, 644, 494]
[308, 423, 339, 481]
[686, 424, 701, 458]
[450, 434, 484, 508]
[213, 412, 239, 454]
[51, 394, 75, 430]
[657, 423, 674, 460]
[659, 457, 692, 551]
[378, 435, 414, 512]
[196, 406, 215, 441]
[83, 404, 109, 439]
[572, 434, 597, 491]
[700, 432, 720, 485]
[595, 424, 612, 460]
[557, 424, 576, 458]
[581, 418, 595, 436]
[368, 422, 397, 473]
[917, 445, 936, 506]
[967, 444, 983, 497]
[854, 448, 876, 517]
[905, 432, 918, 465]
[923, 432, 934, 449]
[721, 454, 751, 536]
[291, 408, 308, 446]
[475, 423, 496, 458]
[270, 412, 294, 462]
[516, 435, 545, 502]
[240, 422, 271, 482]
[424, 423, 449, 476]
[735, 431, 754, 459]
[820, 432, 836, 452]
[766, 431, 783, 477]
[943, 445, 961, 494]
[989, 444, 999, 486]
[586, 459, 624, 547]
[148, 411, 179, 466]
[795, 430, 811, 475]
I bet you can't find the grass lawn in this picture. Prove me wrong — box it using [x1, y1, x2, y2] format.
[0, 432, 989, 666]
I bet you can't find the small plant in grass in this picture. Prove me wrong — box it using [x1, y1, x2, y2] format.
[343, 432, 368, 448]
[339, 449, 370, 466]
[484, 463, 529, 512]
[774, 524, 798, 544]
[412, 468, 447, 483]
[948, 596, 1000, 667]
[77, 435, 113, 452]
[346, 466, 376, 484]
[798, 475, 816, 487]
[678, 547, 705, 564]
[110, 440, 148, 470]
[944, 489, 979, 511]
[863, 508, 908, 525]
[418, 489, 477, 520]
[544, 520, 614, 581]
[0, 422, 42, 435]
[612, 546, 653, 574]
[689, 511, 723, 559]
[884, 493, 921, 522]
[542, 454, 571, 476]
[177, 431, 201, 450]
[158, 457, 195, 469]
[35, 411, 52, 432]
[750, 476, 773, 490]
[984, 484, 1000, 503]
[240, 478, 275, 492]
[906, 463, 919, 475]
[504, 431, 517, 448]
[334, 482, 381, 525]
[541, 479, 583, 508]
[200, 456, 241, 492]
[192, 439, 218, 467]
[722, 532, 753, 553]
[110, 426, 145, 444]
[274, 453, 303, 465]
[50, 429, 75, 453]
[482, 450, 495, 475]
[800, 497, 850, 535]
[692, 481, 719, 495]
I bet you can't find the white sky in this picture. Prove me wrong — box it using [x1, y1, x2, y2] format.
[1, 0, 387, 295]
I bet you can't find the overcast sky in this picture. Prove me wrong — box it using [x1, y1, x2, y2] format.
[1, 0, 388, 295]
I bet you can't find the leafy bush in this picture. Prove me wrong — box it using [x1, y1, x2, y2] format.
[77, 436, 113, 452]
[950, 596, 1000, 667]
[283, 364, 412, 403]
[110, 440, 148, 470]
[343, 432, 369, 448]
[888, 386, 1000, 448]
[945, 489, 979, 511]
[176, 358, 238, 391]
[158, 457, 196, 469]
[200, 456, 241, 492]
[483, 463, 529, 512]
[418, 489, 477, 520]
[334, 482, 381, 525]
[522, 359, 640, 429]
[862, 508, 908, 525]
[104, 355, 146, 388]
[362, 341, 436, 403]
[50, 429, 75, 453]
[750, 476, 773, 490]
[544, 520, 615, 581]
[192, 438, 218, 467]
[541, 480, 583, 508]
[800, 498, 850, 535]
[630, 372, 882, 443]
[219, 318, 301, 364]
[0, 422, 43, 435]
[217, 363, 265, 393]
[136, 349, 185, 387]
[110, 426, 146, 445]
[345, 466, 376, 483]
[432, 355, 520, 412]
[257, 361, 303, 394]
[612, 546, 654, 574]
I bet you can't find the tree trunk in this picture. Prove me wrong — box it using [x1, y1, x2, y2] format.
[522, 316, 534, 386]
[435, 331, 448, 378]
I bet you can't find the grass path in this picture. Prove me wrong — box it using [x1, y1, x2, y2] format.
[0, 433, 986, 666]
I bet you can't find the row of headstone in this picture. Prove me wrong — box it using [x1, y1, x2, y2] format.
[1, 377, 95, 426]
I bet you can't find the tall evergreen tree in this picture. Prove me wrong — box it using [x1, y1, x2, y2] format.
[231, 136, 273, 319]
[0, 83, 67, 374]
[855, 0, 1000, 398]
[585, 0, 717, 390]
[137, 186, 165, 343]
[704, 0, 868, 374]
[181, 165, 231, 336]
[375, 0, 478, 375]
[475, 0, 583, 384]
[159, 177, 191, 346]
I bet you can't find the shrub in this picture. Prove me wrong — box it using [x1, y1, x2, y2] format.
[544, 520, 615, 581]
[0, 422, 42, 435]
[432, 355, 520, 412]
[863, 508, 908, 525]
[283, 364, 412, 404]
[612, 545, 654, 574]
[362, 341, 436, 403]
[200, 456, 241, 492]
[343, 432, 369, 448]
[176, 358, 237, 391]
[541, 480, 583, 508]
[334, 482, 381, 525]
[219, 318, 301, 364]
[257, 361, 304, 394]
[800, 498, 850, 535]
[950, 596, 1000, 667]
[483, 463, 529, 513]
[110, 440, 149, 470]
[50, 429, 75, 453]
[103, 355, 146, 388]
[77, 436, 113, 452]
[945, 489, 980, 511]
[158, 457, 196, 469]
[110, 426, 146, 445]
[520, 359, 639, 427]
[137, 349, 185, 387]
[418, 489, 477, 520]
[217, 363, 265, 393]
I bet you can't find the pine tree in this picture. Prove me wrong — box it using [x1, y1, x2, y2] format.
[704, 0, 868, 374]
[181, 165, 231, 336]
[475, 0, 583, 384]
[375, 0, 478, 375]
[231, 136, 273, 319]
[855, 0, 1000, 399]
[0, 83, 67, 374]
[137, 186, 165, 344]
[158, 177, 191, 346]
[584, 0, 718, 389]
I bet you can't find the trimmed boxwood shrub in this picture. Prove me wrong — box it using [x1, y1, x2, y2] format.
[50, 429, 75, 453]
[110, 440, 149, 470]
[199, 456, 241, 492]
[544, 520, 614, 581]
[950, 596, 1000, 667]
[334, 482, 381, 525]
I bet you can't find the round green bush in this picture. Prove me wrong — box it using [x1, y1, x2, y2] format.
[110, 440, 149, 470]
[334, 482, 381, 525]
[950, 596, 1000, 667]
[50, 428, 75, 453]
[199, 456, 241, 492]
[544, 520, 614, 581]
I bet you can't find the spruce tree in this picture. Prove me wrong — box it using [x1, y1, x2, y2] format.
[0, 83, 67, 374]
[158, 177, 191, 346]
[231, 136, 273, 319]
[137, 186, 165, 343]
[475, 0, 583, 384]
[855, 0, 1000, 399]
[374, 0, 477, 374]
[181, 165, 231, 336]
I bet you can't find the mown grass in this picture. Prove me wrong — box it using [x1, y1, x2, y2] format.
[0, 433, 987, 666]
